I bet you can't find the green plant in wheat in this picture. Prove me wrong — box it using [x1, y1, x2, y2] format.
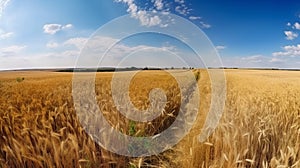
[16, 77, 25, 82]
[129, 120, 136, 136]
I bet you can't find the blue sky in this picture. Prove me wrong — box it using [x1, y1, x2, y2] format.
[0, 0, 300, 70]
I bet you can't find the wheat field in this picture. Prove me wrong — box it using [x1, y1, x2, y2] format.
[0, 69, 299, 167]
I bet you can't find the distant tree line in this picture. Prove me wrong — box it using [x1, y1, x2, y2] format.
[57, 67, 196, 72]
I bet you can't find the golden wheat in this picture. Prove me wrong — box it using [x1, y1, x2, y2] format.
[0, 69, 299, 167]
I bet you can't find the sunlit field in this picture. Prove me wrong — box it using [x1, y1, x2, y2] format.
[0, 69, 299, 168]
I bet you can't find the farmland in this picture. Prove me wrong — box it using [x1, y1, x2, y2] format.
[0, 69, 299, 167]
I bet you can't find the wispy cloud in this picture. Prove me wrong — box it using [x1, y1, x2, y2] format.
[272, 44, 300, 57]
[200, 21, 211, 29]
[241, 55, 263, 63]
[85, 35, 176, 56]
[62, 24, 73, 29]
[45, 37, 88, 50]
[269, 57, 284, 63]
[189, 16, 201, 20]
[43, 23, 73, 35]
[215, 45, 226, 50]
[175, 5, 189, 15]
[173, 0, 191, 16]
[0, 31, 13, 39]
[66, 35, 182, 67]
[46, 42, 59, 48]
[174, 0, 184, 4]
[63, 37, 88, 50]
[221, 54, 298, 69]
[0, 35, 182, 69]
[0, 0, 10, 17]
[0, 45, 26, 56]
[188, 16, 210, 29]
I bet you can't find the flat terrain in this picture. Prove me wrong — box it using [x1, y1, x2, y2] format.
[0, 69, 299, 167]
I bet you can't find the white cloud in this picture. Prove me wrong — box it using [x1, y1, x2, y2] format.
[133, 10, 161, 27]
[43, 24, 61, 35]
[46, 42, 59, 48]
[175, 5, 189, 15]
[284, 31, 298, 40]
[189, 16, 201, 20]
[43, 23, 73, 35]
[174, 0, 191, 15]
[189, 16, 211, 29]
[287, 22, 291, 26]
[294, 22, 300, 30]
[149, 15, 162, 26]
[127, 2, 137, 13]
[62, 24, 73, 29]
[115, 0, 200, 27]
[0, 0, 10, 17]
[215, 45, 226, 50]
[116, 0, 164, 27]
[0, 31, 13, 39]
[200, 21, 211, 29]
[272, 44, 300, 57]
[154, 0, 163, 10]
[174, 0, 185, 4]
